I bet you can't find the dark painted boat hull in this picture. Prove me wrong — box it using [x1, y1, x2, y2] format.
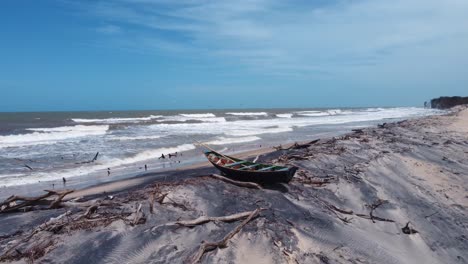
[204, 152, 297, 184]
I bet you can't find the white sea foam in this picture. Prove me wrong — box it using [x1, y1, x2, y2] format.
[296, 109, 351, 116]
[295, 111, 330, 117]
[0, 144, 195, 187]
[159, 115, 226, 123]
[206, 136, 261, 145]
[72, 115, 163, 124]
[105, 144, 195, 167]
[225, 126, 293, 136]
[276, 113, 293, 118]
[26, 125, 107, 132]
[0, 125, 109, 148]
[149, 107, 441, 137]
[179, 113, 216, 118]
[107, 135, 163, 141]
[226, 112, 268, 116]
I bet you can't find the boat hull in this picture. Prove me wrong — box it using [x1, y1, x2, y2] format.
[204, 151, 297, 184]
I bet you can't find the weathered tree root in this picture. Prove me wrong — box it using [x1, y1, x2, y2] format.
[176, 210, 257, 227]
[210, 174, 262, 189]
[187, 208, 262, 263]
[0, 189, 74, 213]
[367, 199, 388, 223]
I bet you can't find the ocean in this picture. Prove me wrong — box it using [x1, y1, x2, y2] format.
[0, 107, 443, 188]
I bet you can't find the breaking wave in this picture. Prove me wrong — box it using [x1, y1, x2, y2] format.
[1, 125, 109, 148]
[72, 115, 162, 124]
[179, 113, 216, 118]
[205, 136, 261, 145]
[0, 144, 195, 187]
[276, 113, 293, 118]
[226, 112, 268, 116]
[106, 135, 163, 141]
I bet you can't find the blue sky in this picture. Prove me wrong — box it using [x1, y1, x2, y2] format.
[1, 0, 467, 111]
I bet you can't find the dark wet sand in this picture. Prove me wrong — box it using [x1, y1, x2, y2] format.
[1, 106, 467, 264]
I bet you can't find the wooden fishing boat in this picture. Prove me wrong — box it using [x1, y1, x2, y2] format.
[204, 150, 297, 184]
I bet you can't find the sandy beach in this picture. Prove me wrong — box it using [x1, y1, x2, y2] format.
[1, 106, 467, 264]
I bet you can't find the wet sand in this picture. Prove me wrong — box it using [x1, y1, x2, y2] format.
[1, 106, 467, 264]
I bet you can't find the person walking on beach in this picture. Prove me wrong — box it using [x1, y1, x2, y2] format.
[145, 164, 147, 171]
[159, 154, 165, 159]
[107, 168, 111, 176]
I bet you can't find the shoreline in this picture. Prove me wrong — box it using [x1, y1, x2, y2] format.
[0, 132, 338, 201]
[1, 107, 467, 263]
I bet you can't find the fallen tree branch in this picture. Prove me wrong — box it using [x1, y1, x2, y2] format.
[288, 139, 320, 150]
[157, 193, 190, 211]
[74, 200, 101, 221]
[75, 152, 99, 164]
[210, 174, 262, 189]
[132, 203, 145, 225]
[156, 193, 168, 204]
[355, 214, 394, 222]
[176, 210, 255, 227]
[0, 189, 74, 213]
[49, 190, 75, 209]
[188, 208, 261, 263]
[331, 205, 353, 215]
[367, 199, 388, 223]
[287, 155, 311, 161]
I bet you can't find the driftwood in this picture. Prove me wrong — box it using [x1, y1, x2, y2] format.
[188, 208, 261, 263]
[377, 123, 388, 129]
[355, 214, 395, 222]
[402, 222, 418, 234]
[149, 193, 155, 214]
[132, 203, 145, 225]
[164, 195, 190, 211]
[287, 155, 311, 160]
[353, 199, 395, 223]
[331, 205, 353, 215]
[210, 174, 262, 189]
[74, 200, 101, 221]
[1, 211, 72, 259]
[367, 199, 388, 223]
[295, 170, 333, 185]
[273, 139, 320, 151]
[176, 210, 255, 227]
[75, 152, 99, 164]
[288, 139, 320, 150]
[0, 189, 74, 213]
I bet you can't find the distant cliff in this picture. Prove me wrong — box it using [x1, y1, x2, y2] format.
[430, 96, 468, 109]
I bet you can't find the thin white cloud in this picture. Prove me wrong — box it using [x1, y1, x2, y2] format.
[78, 0, 468, 76]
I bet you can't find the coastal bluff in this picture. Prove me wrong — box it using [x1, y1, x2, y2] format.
[431, 96, 468, 109]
